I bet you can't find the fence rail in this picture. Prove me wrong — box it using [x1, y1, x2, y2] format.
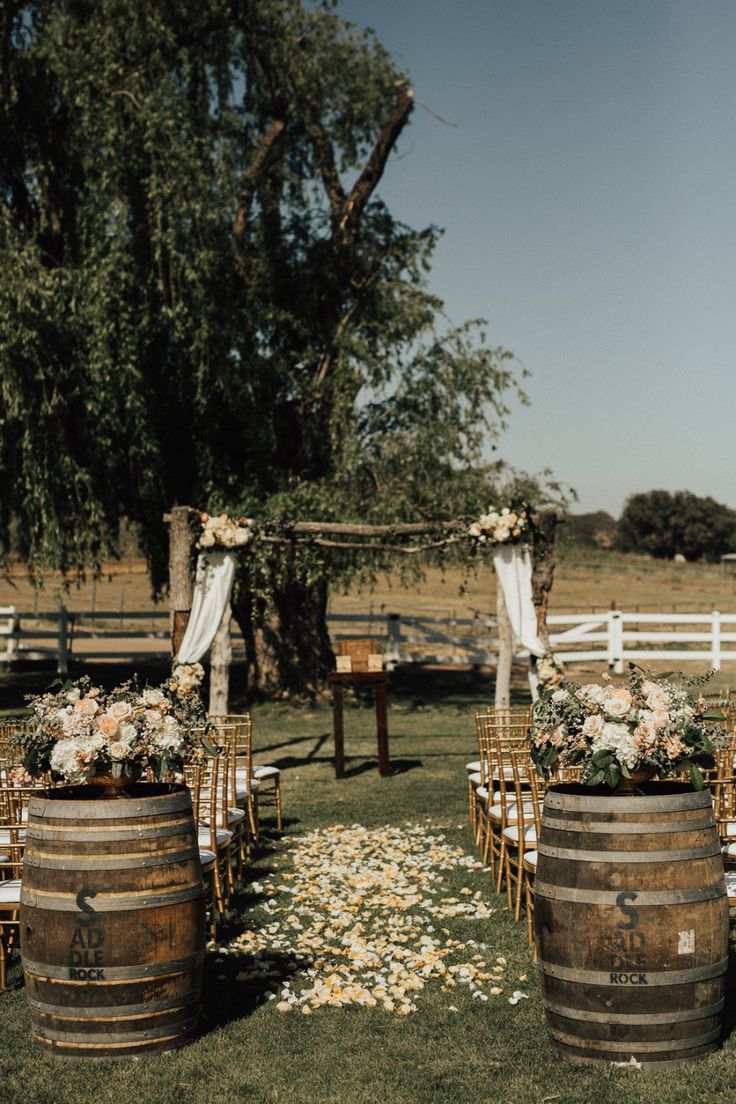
[2, 606, 736, 674]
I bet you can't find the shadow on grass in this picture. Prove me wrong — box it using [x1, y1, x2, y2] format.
[341, 756, 423, 778]
[199, 947, 311, 1033]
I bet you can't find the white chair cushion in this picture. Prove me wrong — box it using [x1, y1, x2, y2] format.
[468, 772, 483, 786]
[726, 871, 736, 902]
[0, 829, 25, 845]
[227, 808, 246, 826]
[722, 841, 736, 858]
[489, 800, 535, 821]
[198, 848, 217, 870]
[722, 823, 736, 838]
[253, 765, 279, 779]
[475, 786, 489, 803]
[523, 850, 538, 871]
[0, 879, 22, 905]
[502, 823, 538, 845]
[465, 760, 482, 774]
[197, 827, 233, 848]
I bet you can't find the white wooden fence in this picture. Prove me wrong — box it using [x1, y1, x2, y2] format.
[2, 606, 736, 674]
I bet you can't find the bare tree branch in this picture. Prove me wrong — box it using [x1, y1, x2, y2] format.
[334, 81, 414, 248]
[232, 117, 286, 275]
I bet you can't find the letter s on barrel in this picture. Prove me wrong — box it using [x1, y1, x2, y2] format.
[616, 891, 639, 930]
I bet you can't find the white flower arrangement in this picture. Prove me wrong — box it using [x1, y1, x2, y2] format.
[197, 512, 255, 550]
[18, 674, 215, 786]
[468, 505, 528, 545]
[530, 666, 723, 790]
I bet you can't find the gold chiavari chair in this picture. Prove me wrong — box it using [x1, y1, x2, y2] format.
[470, 711, 531, 859]
[207, 718, 249, 876]
[183, 760, 220, 941]
[222, 712, 284, 836]
[501, 746, 541, 922]
[0, 784, 33, 987]
[216, 714, 260, 842]
[480, 721, 533, 886]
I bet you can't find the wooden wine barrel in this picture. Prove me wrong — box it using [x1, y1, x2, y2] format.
[20, 783, 206, 1059]
[534, 783, 728, 1069]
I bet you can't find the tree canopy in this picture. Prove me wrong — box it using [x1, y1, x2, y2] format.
[616, 490, 736, 562]
[1, 0, 537, 691]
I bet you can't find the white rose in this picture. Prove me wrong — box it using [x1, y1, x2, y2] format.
[582, 714, 605, 738]
[66, 688, 81, 704]
[145, 709, 163, 728]
[108, 701, 133, 721]
[142, 688, 166, 708]
[199, 531, 216, 548]
[551, 689, 569, 703]
[119, 723, 138, 744]
[108, 741, 131, 761]
[578, 684, 605, 706]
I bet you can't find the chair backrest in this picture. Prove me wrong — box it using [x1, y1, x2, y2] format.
[0, 784, 34, 879]
[209, 715, 249, 811]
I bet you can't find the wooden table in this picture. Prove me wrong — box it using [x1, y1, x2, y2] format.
[327, 670, 390, 778]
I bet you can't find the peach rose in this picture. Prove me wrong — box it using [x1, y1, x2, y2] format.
[582, 714, 605, 738]
[602, 686, 633, 718]
[144, 709, 163, 728]
[108, 741, 131, 761]
[108, 701, 133, 721]
[95, 714, 120, 738]
[74, 697, 99, 717]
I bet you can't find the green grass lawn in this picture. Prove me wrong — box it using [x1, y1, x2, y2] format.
[2, 677, 736, 1103]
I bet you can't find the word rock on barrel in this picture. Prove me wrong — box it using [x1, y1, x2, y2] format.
[534, 783, 728, 1069]
[20, 784, 205, 1059]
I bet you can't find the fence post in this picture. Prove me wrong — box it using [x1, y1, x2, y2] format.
[712, 610, 722, 671]
[58, 605, 69, 675]
[608, 610, 624, 674]
[7, 607, 18, 663]
[385, 613, 401, 670]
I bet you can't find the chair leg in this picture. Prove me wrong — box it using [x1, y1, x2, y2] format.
[274, 778, 282, 832]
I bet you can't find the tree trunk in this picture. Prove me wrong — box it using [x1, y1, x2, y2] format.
[495, 583, 513, 708]
[208, 605, 232, 715]
[169, 505, 195, 657]
[232, 578, 335, 699]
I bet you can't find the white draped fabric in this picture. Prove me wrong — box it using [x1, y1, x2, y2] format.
[176, 550, 237, 664]
[492, 544, 546, 658]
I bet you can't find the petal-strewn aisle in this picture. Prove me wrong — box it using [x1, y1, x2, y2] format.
[222, 821, 528, 1014]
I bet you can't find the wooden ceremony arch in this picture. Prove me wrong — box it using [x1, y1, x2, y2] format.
[166, 506, 564, 710]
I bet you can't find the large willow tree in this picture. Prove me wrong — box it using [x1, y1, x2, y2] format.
[0, 0, 527, 694]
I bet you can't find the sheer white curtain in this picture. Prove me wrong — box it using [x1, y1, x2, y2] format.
[492, 544, 546, 658]
[176, 551, 237, 664]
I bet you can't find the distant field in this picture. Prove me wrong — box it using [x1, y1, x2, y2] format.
[3, 550, 736, 692]
[2, 548, 735, 619]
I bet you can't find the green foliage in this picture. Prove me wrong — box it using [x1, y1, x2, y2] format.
[616, 490, 736, 562]
[0, 0, 532, 601]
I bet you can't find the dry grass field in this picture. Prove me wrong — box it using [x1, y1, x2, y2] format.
[3, 549, 736, 693]
[2, 548, 735, 619]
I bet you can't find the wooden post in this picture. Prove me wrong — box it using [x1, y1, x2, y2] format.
[169, 506, 195, 658]
[57, 605, 69, 675]
[495, 584, 513, 708]
[209, 606, 232, 715]
[530, 509, 564, 650]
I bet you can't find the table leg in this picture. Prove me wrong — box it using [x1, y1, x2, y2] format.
[332, 683, 345, 778]
[375, 680, 390, 777]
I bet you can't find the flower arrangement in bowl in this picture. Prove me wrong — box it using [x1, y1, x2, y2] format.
[467, 503, 529, 545]
[16, 673, 218, 793]
[197, 512, 255, 550]
[530, 664, 724, 791]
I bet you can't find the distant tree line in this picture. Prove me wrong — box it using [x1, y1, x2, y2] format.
[565, 491, 736, 562]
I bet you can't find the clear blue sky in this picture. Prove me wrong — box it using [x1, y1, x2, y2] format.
[341, 0, 736, 516]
